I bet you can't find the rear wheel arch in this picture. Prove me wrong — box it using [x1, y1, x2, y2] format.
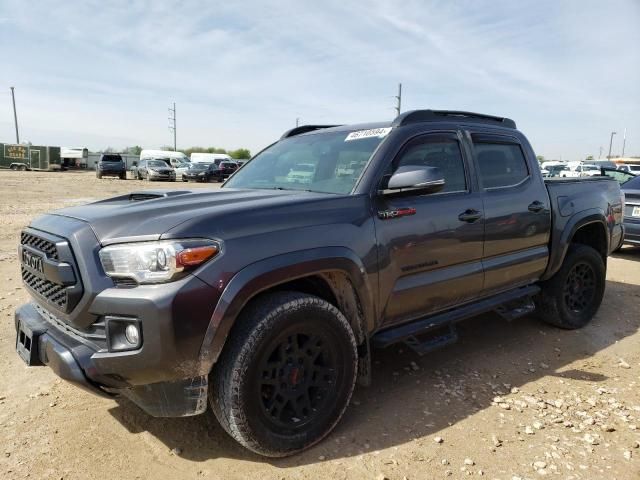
[542, 213, 609, 281]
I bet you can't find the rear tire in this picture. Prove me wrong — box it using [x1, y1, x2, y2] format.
[119, 172, 126, 180]
[535, 244, 605, 329]
[96, 171, 102, 179]
[210, 291, 358, 457]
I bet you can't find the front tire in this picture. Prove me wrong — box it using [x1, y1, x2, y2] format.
[210, 292, 358, 457]
[535, 244, 605, 329]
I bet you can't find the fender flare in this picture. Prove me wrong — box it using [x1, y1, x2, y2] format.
[542, 210, 608, 281]
[197, 247, 375, 372]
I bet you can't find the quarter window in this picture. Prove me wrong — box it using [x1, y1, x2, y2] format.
[474, 141, 529, 189]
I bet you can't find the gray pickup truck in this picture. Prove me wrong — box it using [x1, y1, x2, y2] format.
[15, 110, 624, 457]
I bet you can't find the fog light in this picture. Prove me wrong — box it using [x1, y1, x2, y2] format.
[125, 324, 140, 345]
[105, 316, 142, 352]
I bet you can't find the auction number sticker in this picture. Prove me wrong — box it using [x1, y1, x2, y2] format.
[345, 127, 392, 142]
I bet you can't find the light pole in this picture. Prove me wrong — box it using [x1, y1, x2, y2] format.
[296, 117, 300, 127]
[10, 87, 19, 144]
[607, 131, 617, 159]
[394, 83, 402, 117]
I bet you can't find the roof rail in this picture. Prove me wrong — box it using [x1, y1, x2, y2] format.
[280, 125, 341, 139]
[392, 110, 516, 129]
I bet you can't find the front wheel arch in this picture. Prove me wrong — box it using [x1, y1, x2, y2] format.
[197, 249, 375, 373]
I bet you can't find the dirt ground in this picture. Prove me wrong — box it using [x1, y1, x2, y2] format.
[0, 170, 638, 480]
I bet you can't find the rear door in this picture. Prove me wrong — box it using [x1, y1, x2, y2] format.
[469, 132, 551, 295]
[375, 132, 485, 327]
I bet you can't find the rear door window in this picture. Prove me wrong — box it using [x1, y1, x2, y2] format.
[472, 137, 529, 189]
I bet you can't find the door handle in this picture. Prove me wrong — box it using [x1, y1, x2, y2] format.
[528, 201, 545, 213]
[458, 209, 482, 223]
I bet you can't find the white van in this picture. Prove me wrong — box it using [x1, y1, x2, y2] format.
[140, 150, 189, 168]
[190, 152, 232, 164]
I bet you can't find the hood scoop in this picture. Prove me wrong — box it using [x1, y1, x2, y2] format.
[128, 190, 192, 202]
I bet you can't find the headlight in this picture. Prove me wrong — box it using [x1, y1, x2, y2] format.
[99, 239, 221, 284]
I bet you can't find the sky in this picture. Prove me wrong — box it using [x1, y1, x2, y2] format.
[0, 0, 638, 160]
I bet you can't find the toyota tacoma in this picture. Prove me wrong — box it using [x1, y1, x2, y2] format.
[15, 110, 624, 457]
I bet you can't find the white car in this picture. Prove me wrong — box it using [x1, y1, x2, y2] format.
[286, 163, 315, 184]
[559, 164, 601, 178]
[174, 161, 192, 180]
[618, 164, 640, 174]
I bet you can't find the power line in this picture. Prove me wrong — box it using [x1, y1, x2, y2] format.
[168, 102, 176, 151]
[10, 87, 19, 144]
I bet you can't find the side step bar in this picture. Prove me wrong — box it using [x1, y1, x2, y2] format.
[372, 285, 540, 354]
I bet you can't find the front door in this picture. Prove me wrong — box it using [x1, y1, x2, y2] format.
[375, 132, 485, 327]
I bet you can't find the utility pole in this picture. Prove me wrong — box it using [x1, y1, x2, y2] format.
[10, 87, 19, 144]
[394, 83, 402, 117]
[608, 131, 617, 159]
[622, 128, 627, 157]
[168, 102, 176, 151]
[599, 146, 603, 159]
[296, 117, 300, 127]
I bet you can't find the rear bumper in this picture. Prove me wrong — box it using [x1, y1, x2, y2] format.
[623, 220, 640, 244]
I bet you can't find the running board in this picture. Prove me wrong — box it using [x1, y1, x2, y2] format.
[372, 285, 540, 351]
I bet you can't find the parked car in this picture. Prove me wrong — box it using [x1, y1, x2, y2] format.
[96, 154, 126, 179]
[182, 161, 238, 182]
[182, 162, 214, 182]
[618, 174, 640, 248]
[14, 109, 624, 457]
[286, 162, 316, 183]
[559, 162, 601, 177]
[617, 164, 640, 174]
[540, 161, 567, 178]
[215, 160, 239, 181]
[134, 159, 176, 181]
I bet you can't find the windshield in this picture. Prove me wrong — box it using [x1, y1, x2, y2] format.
[583, 165, 598, 171]
[147, 160, 167, 168]
[191, 163, 211, 169]
[224, 129, 389, 194]
[102, 155, 122, 162]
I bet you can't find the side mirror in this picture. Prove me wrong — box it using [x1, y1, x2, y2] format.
[383, 165, 445, 195]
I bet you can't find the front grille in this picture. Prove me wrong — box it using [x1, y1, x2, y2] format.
[20, 229, 82, 313]
[20, 232, 58, 260]
[21, 268, 67, 309]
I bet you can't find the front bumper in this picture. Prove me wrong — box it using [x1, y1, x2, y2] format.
[148, 172, 176, 181]
[15, 271, 218, 417]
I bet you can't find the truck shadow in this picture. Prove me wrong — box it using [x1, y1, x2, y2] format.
[107, 279, 639, 466]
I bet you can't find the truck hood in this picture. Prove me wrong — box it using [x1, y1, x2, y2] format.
[42, 188, 338, 244]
